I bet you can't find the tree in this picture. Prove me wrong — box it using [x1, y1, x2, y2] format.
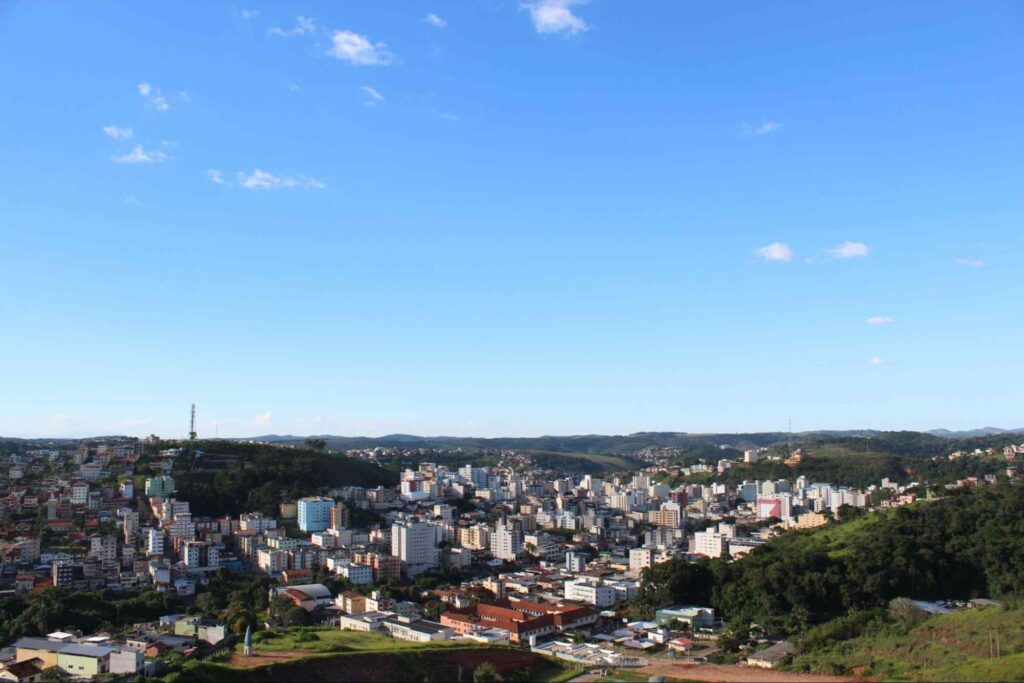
[305, 438, 327, 452]
[473, 662, 503, 683]
[465, 586, 495, 605]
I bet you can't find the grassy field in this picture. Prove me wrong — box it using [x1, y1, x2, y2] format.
[163, 628, 577, 682]
[247, 627, 470, 654]
[791, 605, 1024, 681]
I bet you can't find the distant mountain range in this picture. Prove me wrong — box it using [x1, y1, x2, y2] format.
[3, 427, 1021, 450]
[926, 426, 1024, 438]
[240, 427, 1024, 455]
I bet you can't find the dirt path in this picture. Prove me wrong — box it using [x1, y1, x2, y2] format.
[638, 661, 861, 682]
[226, 650, 308, 668]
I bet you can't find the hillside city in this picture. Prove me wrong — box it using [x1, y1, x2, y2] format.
[0, 431, 1020, 681]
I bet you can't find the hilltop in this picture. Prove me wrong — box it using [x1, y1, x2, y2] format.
[792, 604, 1024, 681]
[148, 440, 398, 517]
[245, 429, 1024, 457]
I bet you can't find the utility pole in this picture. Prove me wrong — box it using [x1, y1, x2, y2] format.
[189, 403, 197, 441]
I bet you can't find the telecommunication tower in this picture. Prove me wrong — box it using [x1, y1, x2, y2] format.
[189, 404, 197, 441]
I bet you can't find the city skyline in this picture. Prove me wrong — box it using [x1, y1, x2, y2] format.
[2, 1, 1022, 438]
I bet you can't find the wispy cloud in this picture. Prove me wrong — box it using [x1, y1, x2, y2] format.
[425, 13, 447, 28]
[866, 316, 893, 325]
[268, 16, 316, 37]
[206, 169, 228, 185]
[112, 145, 168, 164]
[523, 0, 589, 35]
[756, 242, 794, 262]
[254, 412, 272, 425]
[239, 9, 258, 20]
[827, 241, 870, 259]
[138, 82, 170, 111]
[360, 85, 385, 105]
[102, 125, 133, 140]
[744, 121, 781, 136]
[954, 257, 984, 268]
[869, 356, 891, 366]
[237, 169, 325, 190]
[122, 194, 142, 206]
[328, 30, 394, 65]
[287, 83, 301, 92]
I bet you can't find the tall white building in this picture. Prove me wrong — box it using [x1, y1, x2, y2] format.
[145, 527, 164, 556]
[400, 470, 431, 502]
[564, 578, 617, 607]
[490, 520, 523, 561]
[89, 534, 117, 562]
[184, 540, 220, 572]
[629, 547, 653, 574]
[565, 551, 587, 573]
[391, 519, 442, 576]
[693, 529, 725, 559]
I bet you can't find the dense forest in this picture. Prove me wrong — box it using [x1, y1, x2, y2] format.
[0, 588, 184, 642]
[634, 482, 1024, 635]
[165, 441, 396, 517]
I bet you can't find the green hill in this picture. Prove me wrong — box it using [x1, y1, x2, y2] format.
[635, 482, 1024, 634]
[160, 440, 397, 517]
[792, 604, 1024, 681]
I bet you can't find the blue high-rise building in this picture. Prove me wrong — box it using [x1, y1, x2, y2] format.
[297, 496, 334, 532]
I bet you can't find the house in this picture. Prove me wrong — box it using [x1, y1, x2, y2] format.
[667, 637, 695, 653]
[338, 611, 392, 633]
[55, 644, 115, 678]
[173, 616, 228, 644]
[380, 615, 453, 643]
[338, 591, 367, 615]
[655, 606, 716, 629]
[746, 641, 795, 669]
[0, 659, 46, 682]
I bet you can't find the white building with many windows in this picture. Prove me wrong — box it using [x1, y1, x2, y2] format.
[392, 519, 441, 576]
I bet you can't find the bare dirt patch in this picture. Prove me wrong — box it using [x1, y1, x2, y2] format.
[639, 661, 861, 682]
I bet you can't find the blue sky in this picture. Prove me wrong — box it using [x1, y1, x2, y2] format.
[1, 1, 1022, 439]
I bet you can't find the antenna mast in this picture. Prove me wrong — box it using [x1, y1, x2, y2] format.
[189, 403, 197, 441]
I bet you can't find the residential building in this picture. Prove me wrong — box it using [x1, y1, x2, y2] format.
[297, 496, 335, 533]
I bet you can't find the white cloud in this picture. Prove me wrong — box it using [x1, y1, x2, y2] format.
[268, 15, 316, 37]
[138, 82, 170, 111]
[112, 145, 168, 164]
[237, 168, 325, 190]
[206, 169, 228, 185]
[288, 83, 301, 92]
[102, 125, 133, 140]
[239, 9, 258, 20]
[523, 0, 589, 35]
[869, 356, 890, 366]
[954, 257, 984, 268]
[328, 30, 394, 65]
[360, 85, 385, 105]
[827, 241, 870, 259]
[122, 194, 142, 206]
[425, 13, 447, 28]
[745, 121, 781, 136]
[437, 111, 459, 122]
[866, 316, 893, 325]
[254, 412, 272, 425]
[756, 242, 794, 262]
